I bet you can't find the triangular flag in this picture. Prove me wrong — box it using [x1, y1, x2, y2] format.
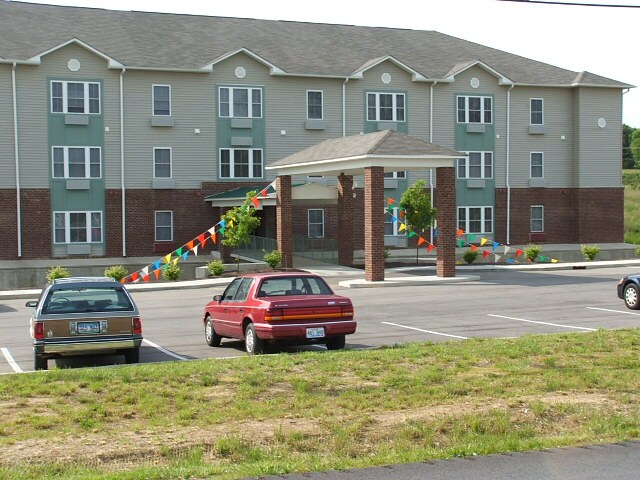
[172, 257, 179, 265]
[516, 249, 523, 257]
[251, 197, 260, 208]
[207, 227, 216, 235]
[503, 246, 511, 255]
[391, 215, 398, 223]
[176, 247, 183, 257]
[494, 254, 502, 262]
[143, 274, 150, 282]
[493, 242, 500, 250]
[427, 243, 435, 252]
[197, 233, 205, 244]
[418, 237, 426, 246]
[387, 197, 395, 205]
[398, 223, 407, 232]
[480, 238, 488, 246]
[131, 272, 139, 282]
[153, 260, 161, 271]
[228, 220, 234, 228]
[182, 252, 189, 261]
[193, 244, 199, 257]
[399, 210, 405, 218]
[219, 220, 226, 228]
[219, 226, 225, 235]
[141, 266, 149, 276]
[120, 278, 126, 284]
[483, 250, 490, 258]
[470, 245, 478, 252]
[210, 232, 217, 244]
[469, 234, 476, 243]
[259, 188, 268, 198]
[154, 269, 161, 280]
[539, 255, 547, 262]
[458, 239, 464, 248]
[507, 258, 517, 264]
[457, 228, 463, 237]
[551, 258, 558, 263]
[164, 254, 172, 264]
[187, 240, 194, 250]
[408, 231, 416, 238]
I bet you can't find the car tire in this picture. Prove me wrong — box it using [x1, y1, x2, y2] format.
[326, 335, 346, 351]
[34, 352, 48, 371]
[205, 316, 222, 347]
[624, 283, 640, 310]
[245, 323, 264, 355]
[124, 347, 140, 364]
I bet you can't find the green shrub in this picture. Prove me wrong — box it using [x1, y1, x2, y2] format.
[207, 260, 226, 277]
[263, 250, 282, 270]
[581, 244, 600, 261]
[104, 265, 128, 281]
[46, 266, 70, 282]
[162, 264, 181, 282]
[524, 244, 542, 262]
[635, 244, 640, 257]
[462, 249, 479, 264]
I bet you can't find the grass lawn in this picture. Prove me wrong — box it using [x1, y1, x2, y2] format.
[2, 329, 640, 479]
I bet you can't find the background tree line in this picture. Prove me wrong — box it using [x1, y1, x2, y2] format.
[624, 124, 640, 169]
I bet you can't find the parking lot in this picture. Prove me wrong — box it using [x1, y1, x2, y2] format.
[2, 265, 639, 374]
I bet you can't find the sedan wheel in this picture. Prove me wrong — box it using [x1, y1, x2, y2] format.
[326, 335, 346, 351]
[244, 323, 265, 355]
[34, 352, 48, 371]
[205, 317, 221, 347]
[624, 284, 640, 310]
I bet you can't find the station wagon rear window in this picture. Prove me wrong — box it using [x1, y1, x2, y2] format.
[42, 287, 134, 314]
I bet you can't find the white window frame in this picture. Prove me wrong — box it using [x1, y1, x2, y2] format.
[219, 148, 263, 179]
[218, 86, 263, 118]
[155, 211, 174, 242]
[308, 209, 325, 238]
[384, 171, 407, 179]
[367, 92, 406, 122]
[152, 84, 171, 116]
[530, 98, 544, 125]
[50, 80, 101, 114]
[530, 152, 544, 178]
[51, 146, 101, 179]
[153, 147, 172, 179]
[457, 152, 493, 179]
[531, 205, 544, 233]
[457, 206, 493, 235]
[306, 90, 323, 120]
[385, 207, 407, 237]
[53, 211, 103, 244]
[457, 95, 492, 124]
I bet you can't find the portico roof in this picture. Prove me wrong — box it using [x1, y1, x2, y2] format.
[266, 130, 464, 176]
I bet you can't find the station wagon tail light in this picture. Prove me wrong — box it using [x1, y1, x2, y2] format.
[341, 305, 354, 318]
[132, 316, 142, 335]
[264, 308, 284, 322]
[34, 321, 45, 340]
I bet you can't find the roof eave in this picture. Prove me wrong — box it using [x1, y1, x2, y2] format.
[26, 38, 124, 68]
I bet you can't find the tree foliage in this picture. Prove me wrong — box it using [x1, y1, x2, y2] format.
[623, 124, 636, 168]
[221, 191, 261, 270]
[631, 129, 640, 167]
[399, 180, 436, 264]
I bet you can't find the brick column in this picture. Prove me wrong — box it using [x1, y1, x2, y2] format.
[219, 206, 234, 263]
[364, 167, 385, 282]
[337, 173, 354, 267]
[436, 166, 456, 277]
[276, 175, 293, 270]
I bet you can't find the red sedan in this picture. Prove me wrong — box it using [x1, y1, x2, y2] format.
[202, 272, 356, 354]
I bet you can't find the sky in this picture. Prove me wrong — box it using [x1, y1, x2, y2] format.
[14, 0, 640, 127]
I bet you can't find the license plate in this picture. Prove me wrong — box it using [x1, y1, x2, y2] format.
[306, 327, 325, 339]
[77, 321, 101, 335]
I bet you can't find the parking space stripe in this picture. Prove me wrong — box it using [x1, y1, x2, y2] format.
[587, 307, 640, 316]
[382, 322, 469, 339]
[142, 339, 188, 361]
[488, 314, 596, 331]
[1, 347, 23, 373]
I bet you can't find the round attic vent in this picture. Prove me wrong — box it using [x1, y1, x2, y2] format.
[470, 77, 480, 88]
[598, 117, 607, 128]
[68, 59, 81, 72]
[381, 73, 391, 84]
[235, 66, 246, 79]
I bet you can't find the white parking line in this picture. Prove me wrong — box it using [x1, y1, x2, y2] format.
[142, 339, 188, 361]
[587, 307, 640, 316]
[488, 314, 596, 331]
[382, 322, 469, 339]
[1, 347, 23, 373]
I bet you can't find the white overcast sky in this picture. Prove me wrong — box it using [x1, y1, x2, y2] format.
[15, 0, 640, 127]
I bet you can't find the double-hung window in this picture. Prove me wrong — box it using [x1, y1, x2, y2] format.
[51, 80, 100, 114]
[53, 211, 102, 243]
[458, 207, 493, 235]
[457, 95, 492, 124]
[155, 211, 173, 242]
[154, 148, 172, 178]
[52, 147, 101, 179]
[385, 207, 406, 236]
[153, 85, 171, 116]
[530, 98, 544, 125]
[219, 149, 263, 179]
[531, 206, 544, 232]
[530, 152, 544, 178]
[308, 209, 324, 238]
[307, 90, 323, 119]
[219, 86, 262, 118]
[367, 92, 405, 122]
[457, 152, 493, 179]
[384, 171, 406, 179]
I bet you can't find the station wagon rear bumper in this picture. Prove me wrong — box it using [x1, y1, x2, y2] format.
[254, 320, 356, 340]
[34, 336, 142, 355]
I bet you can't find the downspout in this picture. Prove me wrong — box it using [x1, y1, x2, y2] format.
[12, 62, 22, 257]
[342, 77, 349, 137]
[506, 84, 515, 245]
[429, 81, 438, 244]
[120, 67, 126, 257]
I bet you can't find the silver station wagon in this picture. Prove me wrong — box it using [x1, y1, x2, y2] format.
[26, 277, 143, 370]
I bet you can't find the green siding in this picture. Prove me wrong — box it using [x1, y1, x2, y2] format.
[456, 179, 495, 206]
[50, 181, 105, 211]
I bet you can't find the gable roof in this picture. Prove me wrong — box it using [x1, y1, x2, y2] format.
[0, 1, 632, 88]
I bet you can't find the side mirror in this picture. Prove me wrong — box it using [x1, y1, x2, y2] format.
[25, 301, 38, 308]
[213, 294, 222, 302]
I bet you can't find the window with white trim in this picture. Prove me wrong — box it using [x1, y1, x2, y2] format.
[384, 171, 407, 179]
[219, 86, 262, 118]
[51, 80, 100, 114]
[155, 211, 173, 242]
[530, 98, 544, 125]
[457, 95, 492, 124]
[385, 207, 406, 236]
[307, 90, 323, 120]
[52, 147, 101, 179]
[457, 152, 493, 179]
[219, 149, 263, 179]
[53, 211, 102, 243]
[457, 206, 493, 235]
[531, 205, 544, 232]
[367, 92, 405, 122]
[154, 148, 172, 178]
[153, 85, 171, 116]
[308, 209, 324, 238]
[530, 152, 544, 178]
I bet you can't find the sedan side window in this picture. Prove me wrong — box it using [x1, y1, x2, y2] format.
[222, 278, 243, 301]
[234, 278, 252, 302]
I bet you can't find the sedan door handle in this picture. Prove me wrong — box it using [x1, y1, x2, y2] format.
[238, 308, 244, 313]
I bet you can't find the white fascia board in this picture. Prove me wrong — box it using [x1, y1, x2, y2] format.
[203, 47, 285, 75]
[351, 55, 429, 82]
[445, 60, 513, 85]
[27, 38, 123, 67]
[120, 65, 212, 73]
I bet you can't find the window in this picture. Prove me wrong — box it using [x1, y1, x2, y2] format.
[307, 90, 323, 120]
[530, 98, 543, 125]
[457, 152, 493, 179]
[219, 149, 263, 179]
[531, 205, 544, 232]
[154, 148, 172, 178]
[219, 87, 262, 118]
[457, 95, 492, 124]
[155, 211, 173, 241]
[384, 171, 406, 179]
[385, 207, 406, 236]
[153, 85, 171, 116]
[51, 81, 100, 114]
[52, 147, 101, 179]
[308, 209, 324, 238]
[457, 207, 493, 235]
[53, 211, 102, 243]
[367, 92, 405, 122]
[530, 152, 544, 178]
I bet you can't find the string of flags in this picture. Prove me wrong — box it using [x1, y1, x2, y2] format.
[385, 197, 560, 264]
[121, 181, 276, 284]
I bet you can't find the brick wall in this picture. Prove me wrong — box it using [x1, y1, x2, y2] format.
[0, 189, 18, 259]
[0, 189, 51, 259]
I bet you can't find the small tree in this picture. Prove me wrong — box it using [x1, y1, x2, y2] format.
[263, 250, 282, 270]
[104, 265, 128, 282]
[46, 266, 70, 282]
[207, 260, 225, 277]
[221, 191, 261, 272]
[581, 244, 600, 261]
[463, 249, 478, 264]
[524, 244, 542, 263]
[399, 180, 436, 264]
[162, 264, 181, 281]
